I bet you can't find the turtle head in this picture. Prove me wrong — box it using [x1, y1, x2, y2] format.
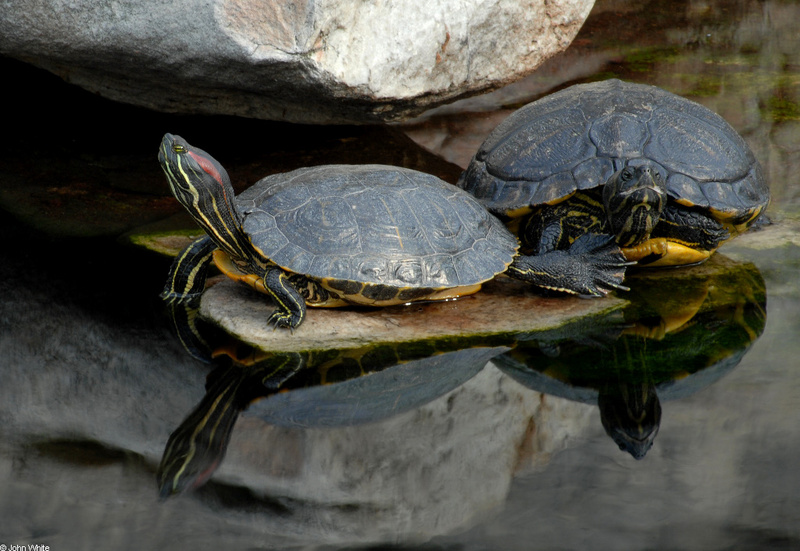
[598, 382, 661, 460]
[159, 134, 251, 261]
[603, 165, 667, 247]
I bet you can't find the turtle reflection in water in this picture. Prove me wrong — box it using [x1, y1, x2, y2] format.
[495, 256, 767, 459]
[157, 338, 507, 497]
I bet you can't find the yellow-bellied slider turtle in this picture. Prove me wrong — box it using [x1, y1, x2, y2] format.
[159, 134, 518, 330]
[458, 79, 769, 296]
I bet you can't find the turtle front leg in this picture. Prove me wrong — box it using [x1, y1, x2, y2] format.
[513, 210, 632, 296]
[508, 233, 631, 296]
[161, 235, 217, 303]
[263, 266, 307, 330]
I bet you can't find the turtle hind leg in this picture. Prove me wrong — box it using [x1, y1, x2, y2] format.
[161, 235, 217, 304]
[508, 233, 632, 296]
[263, 267, 307, 330]
[652, 204, 730, 251]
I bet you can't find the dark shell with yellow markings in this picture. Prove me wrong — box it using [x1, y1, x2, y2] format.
[237, 164, 519, 296]
[459, 79, 769, 230]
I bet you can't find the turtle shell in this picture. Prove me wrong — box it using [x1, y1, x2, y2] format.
[459, 79, 769, 227]
[236, 164, 518, 290]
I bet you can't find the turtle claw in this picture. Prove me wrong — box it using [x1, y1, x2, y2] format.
[580, 265, 631, 296]
[568, 233, 632, 296]
[267, 310, 295, 331]
[267, 308, 303, 332]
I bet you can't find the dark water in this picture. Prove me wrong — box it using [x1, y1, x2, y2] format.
[2, 0, 800, 549]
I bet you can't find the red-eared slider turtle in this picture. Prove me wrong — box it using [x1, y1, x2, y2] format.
[458, 79, 770, 296]
[159, 134, 518, 330]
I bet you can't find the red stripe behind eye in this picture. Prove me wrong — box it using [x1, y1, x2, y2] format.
[188, 151, 225, 186]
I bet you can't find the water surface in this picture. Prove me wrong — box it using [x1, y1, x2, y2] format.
[1, 0, 799, 549]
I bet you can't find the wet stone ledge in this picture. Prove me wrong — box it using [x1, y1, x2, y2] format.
[198, 276, 626, 352]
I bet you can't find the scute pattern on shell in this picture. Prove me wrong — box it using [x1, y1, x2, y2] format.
[238, 165, 518, 288]
[459, 79, 769, 223]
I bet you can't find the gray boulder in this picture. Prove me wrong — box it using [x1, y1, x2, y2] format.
[0, 0, 594, 123]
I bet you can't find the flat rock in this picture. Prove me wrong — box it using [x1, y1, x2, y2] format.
[199, 276, 625, 352]
[0, 0, 594, 123]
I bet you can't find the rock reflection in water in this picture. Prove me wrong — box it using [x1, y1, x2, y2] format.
[496, 255, 767, 459]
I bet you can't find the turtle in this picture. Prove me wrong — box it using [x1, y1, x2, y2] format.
[158, 134, 519, 330]
[458, 79, 770, 296]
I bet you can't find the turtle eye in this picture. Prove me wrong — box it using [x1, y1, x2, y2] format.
[620, 168, 633, 182]
[172, 144, 187, 154]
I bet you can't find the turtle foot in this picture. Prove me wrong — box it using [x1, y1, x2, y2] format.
[569, 233, 633, 295]
[509, 233, 632, 296]
[267, 309, 303, 331]
[263, 267, 306, 331]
